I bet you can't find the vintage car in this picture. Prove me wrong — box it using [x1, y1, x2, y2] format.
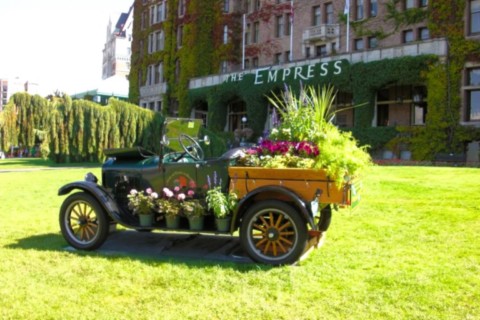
[58, 118, 360, 265]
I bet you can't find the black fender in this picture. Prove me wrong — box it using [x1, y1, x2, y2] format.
[232, 185, 316, 231]
[58, 181, 123, 223]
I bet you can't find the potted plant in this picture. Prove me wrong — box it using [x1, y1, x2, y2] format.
[182, 199, 206, 230]
[206, 186, 238, 232]
[158, 187, 182, 228]
[127, 188, 158, 227]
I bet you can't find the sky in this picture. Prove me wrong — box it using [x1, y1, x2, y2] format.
[0, 0, 133, 96]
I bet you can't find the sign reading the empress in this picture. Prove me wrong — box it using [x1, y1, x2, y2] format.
[224, 59, 348, 85]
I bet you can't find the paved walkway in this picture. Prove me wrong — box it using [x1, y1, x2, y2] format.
[67, 230, 253, 264]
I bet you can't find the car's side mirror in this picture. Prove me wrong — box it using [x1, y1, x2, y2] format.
[161, 135, 170, 146]
[203, 135, 210, 146]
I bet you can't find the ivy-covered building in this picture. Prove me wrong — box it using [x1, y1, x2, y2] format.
[130, 0, 480, 161]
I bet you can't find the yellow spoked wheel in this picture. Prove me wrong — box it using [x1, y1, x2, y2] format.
[60, 192, 109, 250]
[240, 200, 307, 265]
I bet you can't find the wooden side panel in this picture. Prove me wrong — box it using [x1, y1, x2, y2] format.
[228, 167, 354, 205]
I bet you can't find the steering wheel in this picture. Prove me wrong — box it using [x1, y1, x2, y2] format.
[178, 134, 204, 161]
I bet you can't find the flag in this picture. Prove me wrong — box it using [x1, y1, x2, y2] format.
[344, 0, 350, 15]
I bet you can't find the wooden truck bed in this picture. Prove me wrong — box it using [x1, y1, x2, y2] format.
[228, 167, 360, 207]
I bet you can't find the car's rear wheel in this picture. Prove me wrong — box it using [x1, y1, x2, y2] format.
[59, 192, 109, 250]
[240, 200, 307, 265]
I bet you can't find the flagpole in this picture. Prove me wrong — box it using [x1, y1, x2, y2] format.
[345, 0, 350, 53]
[289, 0, 293, 61]
[242, 13, 246, 70]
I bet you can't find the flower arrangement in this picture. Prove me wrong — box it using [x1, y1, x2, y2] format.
[157, 187, 184, 217]
[127, 188, 158, 215]
[158, 186, 206, 217]
[236, 85, 371, 185]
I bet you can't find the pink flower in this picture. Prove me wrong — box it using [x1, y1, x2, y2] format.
[130, 189, 138, 195]
[187, 190, 195, 197]
[189, 180, 197, 188]
[163, 188, 173, 198]
[174, 186, 181, 192]
[146, 188, 153, 194]
[177, 193, 186, 201]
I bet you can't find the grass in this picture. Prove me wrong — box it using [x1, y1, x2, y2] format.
[0, 163, 479, 319]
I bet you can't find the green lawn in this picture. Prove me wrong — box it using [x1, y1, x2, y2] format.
[0, 163, 479, 319]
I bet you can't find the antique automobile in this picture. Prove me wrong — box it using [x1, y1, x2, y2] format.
[58, 118, 360, 265]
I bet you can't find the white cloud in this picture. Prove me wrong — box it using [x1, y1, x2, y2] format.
[0, 0, 133, 96]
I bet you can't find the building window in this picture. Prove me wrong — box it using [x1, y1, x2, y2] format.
[276, 15, 284, 37]
[403, 29, 414, 43]
[221, 61, 228, 74]
[406, 0, 415, 9]
[150, 6, 155, 26]
[316, 45, 327, 57]
[254, 0, 261, 11]
[253, 57, 259, 67]
[223, 25, 229, 44]
[467, 67, 480, 121]
[313, 6, 321, 26]
[368, 36, 378, 48]
[325, 3, 334, 24]
[227, 100, 247, 132]
[274, 53, 282, 64]
[245, 23, 251, 45]
[148, 33, 154, 53]
[418, 27, 429, 40]
[354, 38, 364, 50]
[305, 47, 311, 58]
[420, 0, 428, 7]
[245, 0, 251, 13]
[223, 0, 229, 13]
[285, 51, 291, 62]
[177, 25, 183, 47]
[141, 11, 147, 30]
[356, 0, 364, 20]
[331, 42, 337, 53]
[471, 0, 480, 34]
[155, 31, 164, 51]
[253, 22, 259, 43]
[156, 2, 165, 23]
[147, 65, 155, 85]
[178, 0, 186, 16]
[244, 59, 250, 69]
[155, 62, 163, 84]
[286, 13, 292, 36]
[370, 0, 378, 17]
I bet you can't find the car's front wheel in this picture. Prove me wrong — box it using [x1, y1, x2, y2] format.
[59, 192, 109, 250]
[240, 200, 308, 265]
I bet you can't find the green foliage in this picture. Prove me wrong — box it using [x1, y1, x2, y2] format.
[205, 186, 238, 219]
[244, 86, 371, 184]
[0, 93, 164, 163]
[347, 126, 399, 152]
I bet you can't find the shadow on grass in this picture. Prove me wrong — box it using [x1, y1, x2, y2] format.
[6, 231, 268, 271]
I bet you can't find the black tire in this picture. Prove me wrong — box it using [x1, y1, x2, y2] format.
[240, 200, 308, 265]
[59, 192, 109, 250]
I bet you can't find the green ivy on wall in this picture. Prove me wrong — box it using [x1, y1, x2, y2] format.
[188, 55, 435, 137]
